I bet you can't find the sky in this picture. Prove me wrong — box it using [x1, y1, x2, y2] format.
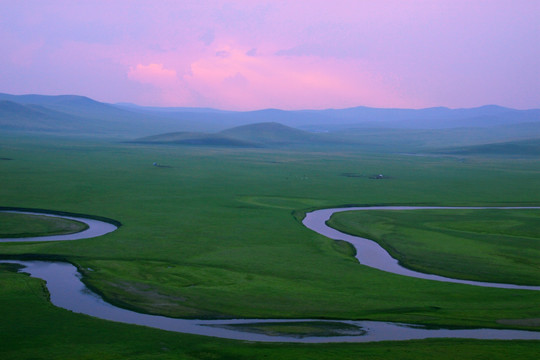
[1, 0, 539, 110]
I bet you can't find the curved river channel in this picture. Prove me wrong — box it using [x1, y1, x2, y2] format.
[303, 206, 540, 291]
[1, 207, 540, 343]
[0, 210, 117, 242]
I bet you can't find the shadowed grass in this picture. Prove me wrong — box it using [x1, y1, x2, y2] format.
[0, 212, 88, 238]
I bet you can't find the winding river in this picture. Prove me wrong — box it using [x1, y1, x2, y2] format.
[1, 207, 540, 342]
[0, 210, 117, 242]
[303, 206, 540, 291]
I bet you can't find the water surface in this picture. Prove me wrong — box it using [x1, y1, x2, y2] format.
[0, 211, 117, 242]
[2, 206, 540, 342]
[2, 260, 539, 343]
[303, 206, 540, 290]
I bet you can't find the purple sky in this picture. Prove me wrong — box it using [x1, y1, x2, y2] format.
[1, 1, 539, 110]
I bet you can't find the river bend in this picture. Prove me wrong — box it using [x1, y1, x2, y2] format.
[1, 206, 540, 342]
[0, 210, 117, 242]
[303, 206, 540, 290]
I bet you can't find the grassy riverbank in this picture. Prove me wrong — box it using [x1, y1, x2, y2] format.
[1, 133, 540, 358]
[2, 265, 540, 360]
[327, 209, 540, 285]
[0, 212, 88, 238]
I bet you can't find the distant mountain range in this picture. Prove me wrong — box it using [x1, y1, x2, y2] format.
[118, 102, 540, 131]
[2, 92, 540, 153]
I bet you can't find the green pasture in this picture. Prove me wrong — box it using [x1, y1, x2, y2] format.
[2, 265, 540, 360]
[328, 209, 540, 285]
[1, 133, 540, 358]
[0, 212, 88, 238]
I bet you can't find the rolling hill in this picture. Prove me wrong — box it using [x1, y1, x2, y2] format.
[133, 131, 259, 147]
[2, 92, 540, 153]
[435, 138, 540, 156]
[219, 122, 318, 145]
[118, 102, 540, 130]
[0, 93, 224, 137]
[0, 100, 96, 132]
[323, 121, 540, 152]
[132, 122, 318, 148]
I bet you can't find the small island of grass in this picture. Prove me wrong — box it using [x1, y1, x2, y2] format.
[0, 212, 88, 238]
[210, 321, 366, 338]
[327, 209, 540, 286]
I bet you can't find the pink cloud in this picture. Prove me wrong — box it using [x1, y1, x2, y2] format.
[181, 42, 414, 110]
[127, 63, 177, 86]
[1, 1, 538, 109]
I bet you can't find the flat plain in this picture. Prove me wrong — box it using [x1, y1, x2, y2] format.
[1, 133, 540, 359]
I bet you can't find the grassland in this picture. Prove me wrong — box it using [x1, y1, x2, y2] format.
[3, 265, 540, 360]
[435, 138, 540, 156]
[327, 209, 540, 285]
[0, 212, 88, 238]
[1, 132, 540, 358]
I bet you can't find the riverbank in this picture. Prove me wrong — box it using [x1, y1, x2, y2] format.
[0, 210, 118, 242]
[3, 259, 539, 343]
[304, 206, 540, 290]
[2, 206, 540, 342]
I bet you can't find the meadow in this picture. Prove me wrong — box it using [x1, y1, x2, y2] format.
[0, 212, 88, 238]
[328, 209, 540, 285]
[1, 132, 540, 359]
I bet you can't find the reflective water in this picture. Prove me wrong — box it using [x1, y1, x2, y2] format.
[303, 206, 540, 290]
[2, 259, 540, 343]
[2, 206, 540, 342]
[0, 211, 118, 242]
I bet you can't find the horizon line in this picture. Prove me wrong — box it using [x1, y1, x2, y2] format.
[1, 91, 538, 112]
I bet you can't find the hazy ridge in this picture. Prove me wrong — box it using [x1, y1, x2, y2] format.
[2, 92, 540, 153]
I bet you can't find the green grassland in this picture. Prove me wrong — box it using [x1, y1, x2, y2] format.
[2, 266, 540, 360]
[1, 133, 540, 358]
[327, 209, 540, 285]
[0, 212, 88, 238]
[212, 321, 367, 338]
[435, 138, 540, 156]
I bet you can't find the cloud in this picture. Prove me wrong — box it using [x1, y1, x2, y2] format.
[3, 1, 539, 109]
[275, 21, 367, 59]
[223, 72, 249, 88]
[183, 44, 407, 110]
[127, 63, 177, 86]
[275, 42, 365, 59]
[199, 30, 215, 46]
[215, 50, 230, 58]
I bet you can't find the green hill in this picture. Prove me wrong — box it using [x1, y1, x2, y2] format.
[133, 131, 258, 147]
[218, 122, 317, 145]
[2, 92, 539, 151]
[436, 138, 540, 156]
[0, 100, 93, 132]
[324, 122, 540, 153]
[133, 122, 318, 148]
[0, 93, 210, 137]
